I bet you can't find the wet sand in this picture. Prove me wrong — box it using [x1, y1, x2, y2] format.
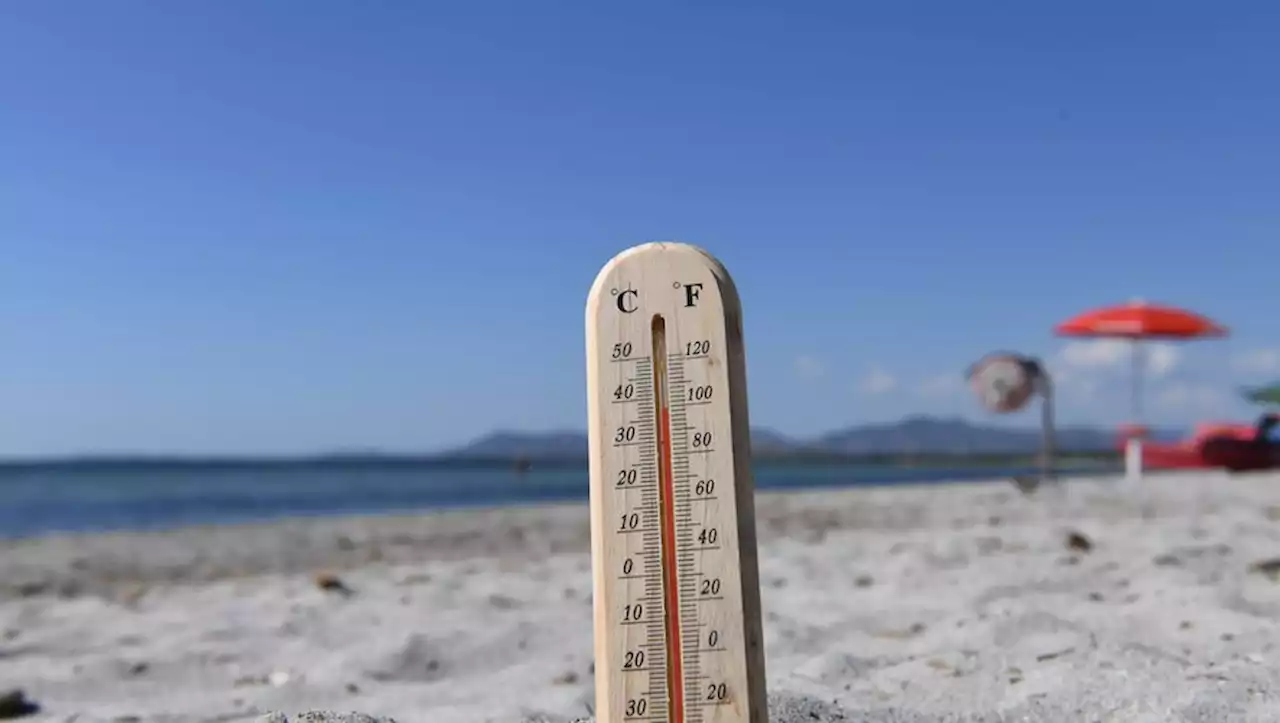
[2, 471, 1279, 722]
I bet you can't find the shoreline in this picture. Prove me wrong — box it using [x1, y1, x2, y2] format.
[2, 471, 1279, 722]
[0, 463, 1111, 542]
[0, 469, 1266, 599]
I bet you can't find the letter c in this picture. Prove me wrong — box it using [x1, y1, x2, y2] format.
[617, 289, 639, 313]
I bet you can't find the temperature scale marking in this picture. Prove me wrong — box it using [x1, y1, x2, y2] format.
[586, 242, 767, 723]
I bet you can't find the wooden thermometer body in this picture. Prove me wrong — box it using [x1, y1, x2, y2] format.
[586, 242, 767, 723]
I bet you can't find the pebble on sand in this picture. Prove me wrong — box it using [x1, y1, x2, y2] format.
[0, 689, 39, 720]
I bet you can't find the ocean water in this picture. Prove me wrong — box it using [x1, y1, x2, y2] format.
[0, 462, 1106, 539]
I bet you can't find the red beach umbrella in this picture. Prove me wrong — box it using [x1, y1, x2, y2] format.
[1054, 300, 1228, 340]
[1053, 298, 1229, 432]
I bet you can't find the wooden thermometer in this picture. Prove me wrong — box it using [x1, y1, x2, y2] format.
[585, 242, 767, 723]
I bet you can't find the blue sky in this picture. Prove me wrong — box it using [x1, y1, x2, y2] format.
[2, 2, 1278, 456]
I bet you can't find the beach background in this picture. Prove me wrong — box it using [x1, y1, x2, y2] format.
[3, 465, 1280, 722]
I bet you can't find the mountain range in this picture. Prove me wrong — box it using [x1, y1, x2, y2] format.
[0, 416, 1193, 470]
[446, 415, 1185, 459]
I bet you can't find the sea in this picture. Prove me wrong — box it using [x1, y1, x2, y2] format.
[0, 462, 1116, 539]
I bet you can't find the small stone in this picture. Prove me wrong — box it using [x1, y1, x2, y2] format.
[1036, 647, 1074, 661]
[1248, 558, 1280, 580]
[874, 622, 926, 639]
[488, 594, 520, 609]
[0, 689, 40, 719]
[854, 575, 873, 588]
[553, 671, 580, 685]
[1065, 531, 1093, 553]
[314, 573, 354, 597]
[14, 582, 49, 598]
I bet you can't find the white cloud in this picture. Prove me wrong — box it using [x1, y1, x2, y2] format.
[915, 373, 960, 398]
[1043, 357, 1107, 407]
[857, 366, 897, 395]
[1145, 345, 1179, 378]
[792, 355, 826, 379]
[1153, 382, 1226, 412]
[1059, 339, 1130, 369]
[1231, 348, 1280, 377]
[1057, 339, 1179, 378]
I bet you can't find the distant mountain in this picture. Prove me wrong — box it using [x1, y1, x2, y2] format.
[453, 430, 588, 458]
[808, 415, 1146, 455]
[747, 428, 798, 454]
[442, 416, 1186, 459]
[452, 426, 796, 458]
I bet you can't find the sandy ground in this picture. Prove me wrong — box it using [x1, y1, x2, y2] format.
[2, 471, 1280, 723]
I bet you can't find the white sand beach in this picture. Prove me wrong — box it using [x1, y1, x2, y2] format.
[2, 471, 1280, 723]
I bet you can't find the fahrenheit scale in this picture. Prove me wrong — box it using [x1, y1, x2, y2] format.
[585, 242, 767, 723]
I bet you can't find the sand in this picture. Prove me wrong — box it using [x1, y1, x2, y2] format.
[2, 471, 1280, 723]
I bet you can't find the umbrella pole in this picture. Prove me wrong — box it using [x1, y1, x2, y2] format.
[1037, 363, 1056, 485]
[1126, 339, 1145, 481]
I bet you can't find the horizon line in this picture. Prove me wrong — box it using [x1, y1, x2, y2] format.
[0, 415, 1177, 464]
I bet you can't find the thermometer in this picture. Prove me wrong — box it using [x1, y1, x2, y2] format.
[585, 242, 767, 723]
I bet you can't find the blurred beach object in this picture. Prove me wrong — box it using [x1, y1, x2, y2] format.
[1242, 382, 1280, 406]
[1127, 415, 1280, 472]
[1054, 299, 1228, 481]
[966, 353, 1055, 489]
